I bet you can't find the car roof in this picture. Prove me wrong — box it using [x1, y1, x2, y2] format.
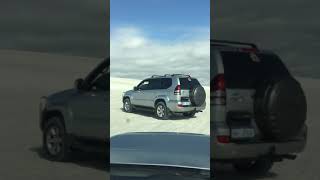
[211, 39, 274, 54]
[213, 45, 272, 54]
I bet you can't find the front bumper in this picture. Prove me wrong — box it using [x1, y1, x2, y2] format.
[39, 96, 47, 130]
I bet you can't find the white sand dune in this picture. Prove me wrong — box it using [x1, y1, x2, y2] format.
[110, 77, 210, 137]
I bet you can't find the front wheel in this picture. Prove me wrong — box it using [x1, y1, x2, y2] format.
[43, 117, 70, 161]
[155, 102, 169, 120]
[123, 98, 133, 113]
[233, 158, 273, 176]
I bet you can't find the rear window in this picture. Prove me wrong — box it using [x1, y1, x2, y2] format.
[221, 51, 290, 89]
[179, 78, 200, 89]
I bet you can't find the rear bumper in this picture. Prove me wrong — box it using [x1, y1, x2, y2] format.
[212, 129, 307, 161]
[167, 101, 206, 113]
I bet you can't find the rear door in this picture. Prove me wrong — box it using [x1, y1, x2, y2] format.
[221, 51, 289, 112]
[179, 77, 200, 106]
[221, 51, 289, 139]
[221, 51, 258, 113]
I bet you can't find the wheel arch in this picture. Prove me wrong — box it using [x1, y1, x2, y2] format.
[154, 98, 167, 108]
[123, 96, 131, 103]
[41, 110, 66, 132]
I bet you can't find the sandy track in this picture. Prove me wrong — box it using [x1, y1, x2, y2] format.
[110, 77, 210, 137]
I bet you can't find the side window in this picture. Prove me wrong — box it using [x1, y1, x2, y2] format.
[138, 80, 150, 90]
[92, 72, 108, 91]
[160, 78, 172, 89]
[149, 79, 161, 90]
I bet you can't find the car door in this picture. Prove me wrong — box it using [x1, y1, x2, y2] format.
[70, 65, 109, 140]
[131, 79, 150, 106]
[143, 78, 160, 107]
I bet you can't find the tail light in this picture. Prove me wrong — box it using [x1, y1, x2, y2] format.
[211, 74, 226, 105]
[217, 135, 230, 144]
[212, 74, 225, 91]
[174, 85, 181, 95]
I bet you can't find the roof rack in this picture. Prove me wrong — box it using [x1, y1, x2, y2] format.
[211, 39, 258, 49]
[151, 74, 191, 78]
[167, 74, 190, 77]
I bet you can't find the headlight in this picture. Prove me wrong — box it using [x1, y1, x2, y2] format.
[39, 96, 47, 111]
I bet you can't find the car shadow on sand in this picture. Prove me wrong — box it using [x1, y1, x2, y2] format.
[120, 108, 197, 121]
[212, 163, 278, 180]
[30, 146, 108, 171]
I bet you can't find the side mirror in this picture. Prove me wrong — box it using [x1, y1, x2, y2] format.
[74, 78, 85, 90]
[133, 86, 138, 91]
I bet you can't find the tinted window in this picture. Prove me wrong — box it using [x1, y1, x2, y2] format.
[160, 78, 172, 89]
[179, 78, 200, 89]
[221, 51, 290, 89]
[92, 72, 108, 91]
[138, 80, 150, 90]
[149, 79, 161, 90]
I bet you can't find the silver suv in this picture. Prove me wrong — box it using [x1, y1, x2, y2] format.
[122, 74, 206, 119]
[211, 40, 307, 175]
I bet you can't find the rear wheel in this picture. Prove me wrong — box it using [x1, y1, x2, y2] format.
[233, 158, 273, 176]
[43, 117, 70, 161]
[155, 102, 169, 120]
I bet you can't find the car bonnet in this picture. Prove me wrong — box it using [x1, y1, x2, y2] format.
[110, 132, 210, 170]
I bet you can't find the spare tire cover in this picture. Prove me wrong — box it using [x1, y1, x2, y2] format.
[254, 77, 307, 141]
[190, 86, 206, 106]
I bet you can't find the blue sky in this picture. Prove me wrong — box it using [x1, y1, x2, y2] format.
[111, 0, 210, 40]
[110, 0, 210, 85]
[110, 0, 210, 38]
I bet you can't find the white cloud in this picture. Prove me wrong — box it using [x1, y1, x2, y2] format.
[110, 26, 210, 85]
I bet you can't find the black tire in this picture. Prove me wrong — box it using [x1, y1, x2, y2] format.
[233, 158, 273, 176]
[190, 85, 206, 106]
[183, 111, 196, 118]
[42, 117, 70, 161]
[123, 98, 133, 113]
[155, 102, 169, 120]
[254, 76, 307, 141]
